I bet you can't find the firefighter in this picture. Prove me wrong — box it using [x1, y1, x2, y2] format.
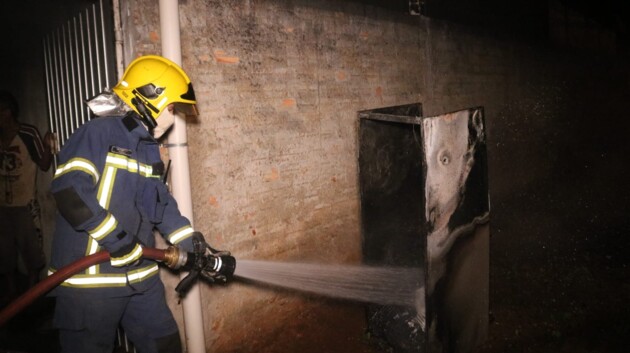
[50, 55, 202, 353]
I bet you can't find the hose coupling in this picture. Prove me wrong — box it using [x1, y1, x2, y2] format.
[163, 245, 188, 270]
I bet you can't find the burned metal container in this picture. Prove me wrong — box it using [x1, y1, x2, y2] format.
[359, 103, 489, 353]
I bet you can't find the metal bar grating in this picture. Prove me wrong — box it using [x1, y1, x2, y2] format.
[42, 0, 117, 164]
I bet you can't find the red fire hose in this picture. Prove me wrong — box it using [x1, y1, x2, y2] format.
[0, 247, 167, 327]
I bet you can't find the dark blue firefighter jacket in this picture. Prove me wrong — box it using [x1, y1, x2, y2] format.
[49, 113, 195, 297]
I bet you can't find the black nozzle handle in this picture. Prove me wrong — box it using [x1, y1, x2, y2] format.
[175, 269, 199, 297]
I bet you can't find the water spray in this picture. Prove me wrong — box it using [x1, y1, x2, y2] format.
[233, 260, 426, 331]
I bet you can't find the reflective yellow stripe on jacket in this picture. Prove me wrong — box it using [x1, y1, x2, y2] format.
[48, 263, 159, 288]
[168, 225, 194, 245]
[54, 158, 99, 183]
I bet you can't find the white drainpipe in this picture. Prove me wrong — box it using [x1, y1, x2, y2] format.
[158, 1, 207, 352]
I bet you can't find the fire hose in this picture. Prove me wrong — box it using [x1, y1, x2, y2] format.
[0, 233, 236, 327]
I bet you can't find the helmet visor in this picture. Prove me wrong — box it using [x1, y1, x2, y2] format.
[172, 102, 199, 117]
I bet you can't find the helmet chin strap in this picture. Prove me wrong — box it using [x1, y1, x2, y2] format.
[131, 97, 157, 131]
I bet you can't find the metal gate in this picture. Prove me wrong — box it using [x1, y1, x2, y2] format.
[41, 1, 135, 352]
[42, 0, 117, 155]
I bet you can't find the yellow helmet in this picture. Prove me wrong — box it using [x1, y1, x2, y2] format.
[112, 55, 197, 128]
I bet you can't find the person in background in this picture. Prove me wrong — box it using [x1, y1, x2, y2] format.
[0, 90, 53, 305]
[50, 55, 209, 353]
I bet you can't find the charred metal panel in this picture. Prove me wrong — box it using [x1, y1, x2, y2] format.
[359, 104, 489, 353]
[423, 108, 489, 353]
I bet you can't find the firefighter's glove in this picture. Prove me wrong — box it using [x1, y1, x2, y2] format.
[110, 240, 143, 267]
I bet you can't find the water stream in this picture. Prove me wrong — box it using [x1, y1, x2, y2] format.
[234, 260, 424, 309]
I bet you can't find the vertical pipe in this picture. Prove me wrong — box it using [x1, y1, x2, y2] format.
[158, 1, 206, 352]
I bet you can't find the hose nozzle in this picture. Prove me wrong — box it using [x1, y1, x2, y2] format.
[173, 232, 236, 297]
[206, 253, 236, 279]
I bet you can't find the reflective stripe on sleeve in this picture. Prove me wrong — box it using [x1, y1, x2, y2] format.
[168, 226, 194, 244]
[54, 158, 99, 183]
[88, 213, 118, 241]
[110, 244, 143, 267]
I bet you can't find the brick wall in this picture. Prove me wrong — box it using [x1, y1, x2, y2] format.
[122, 1, 425, 350]
[120, 0, 629, 351]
